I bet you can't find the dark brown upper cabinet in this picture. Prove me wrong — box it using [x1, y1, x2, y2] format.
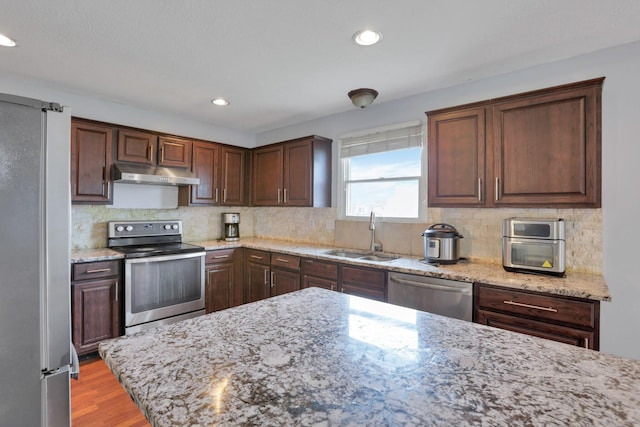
[117, 129, 157, 165]
[428, 106, 487, 206]
[117, 130, 191, 169]
[71, 120, 114, 204]
[179, 140, 220, 206]
[251, 135, 332, 207]
[158, 136, 192, 168]
[220, 145, 248, 206]
[427, 78, 603, 208]
[178, 141, 249, 206]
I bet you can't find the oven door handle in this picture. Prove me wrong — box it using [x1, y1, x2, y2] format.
[123, 251, 206, 264]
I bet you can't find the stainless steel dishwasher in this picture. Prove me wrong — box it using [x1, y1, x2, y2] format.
[387, 272, 473, 321]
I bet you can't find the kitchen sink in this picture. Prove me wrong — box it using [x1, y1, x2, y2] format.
[323, 249, 398, 262]
[358, 254, 398, 262]
[324, 249, 367, 258]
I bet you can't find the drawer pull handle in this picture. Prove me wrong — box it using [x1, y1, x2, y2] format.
[251, 255, 263, 260]
[275, 258, 289, 263]
[115, 280, 118, 302]
[86, 268, 111, 274]
[503, 300, 558, 312]
[213, 255, 229, 259]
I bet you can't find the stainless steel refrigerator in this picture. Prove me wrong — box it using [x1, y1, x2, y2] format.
[0, 93, 78, 426]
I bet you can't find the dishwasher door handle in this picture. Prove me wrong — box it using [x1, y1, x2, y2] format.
[389, 276, 471, 294]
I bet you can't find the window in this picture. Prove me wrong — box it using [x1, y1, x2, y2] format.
[340, 122, 423, 220]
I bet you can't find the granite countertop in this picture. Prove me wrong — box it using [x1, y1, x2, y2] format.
[71, 247, 124, 263]
[72, 237, 610, 301]
[196, 238, 611, 301]
[99, 287, 639, 426]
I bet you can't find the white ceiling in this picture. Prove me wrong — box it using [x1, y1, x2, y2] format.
[2, 1, 640, 134]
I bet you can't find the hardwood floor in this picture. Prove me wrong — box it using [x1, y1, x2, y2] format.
[71, 356, 150, 427]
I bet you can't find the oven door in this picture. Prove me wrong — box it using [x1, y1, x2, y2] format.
[502, 238, 565, 274]
[124, 251, 205, 331]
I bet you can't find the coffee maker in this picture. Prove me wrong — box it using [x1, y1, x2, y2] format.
[222, 213, 240, 241]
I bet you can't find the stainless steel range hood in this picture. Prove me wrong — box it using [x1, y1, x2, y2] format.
[113, 163, 200, 186]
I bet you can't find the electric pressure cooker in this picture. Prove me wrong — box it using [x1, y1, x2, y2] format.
[422, 223, 463, 264]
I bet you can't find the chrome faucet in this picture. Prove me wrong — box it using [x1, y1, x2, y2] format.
[369, 212, 382, 252]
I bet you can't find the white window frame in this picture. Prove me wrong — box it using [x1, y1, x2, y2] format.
[338, 120, 426, 223]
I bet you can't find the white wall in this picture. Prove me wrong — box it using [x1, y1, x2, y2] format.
[257, 41, 640, 360]
[0, 73, 255, 148]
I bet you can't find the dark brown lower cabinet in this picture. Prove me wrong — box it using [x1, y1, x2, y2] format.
[244, 250, 302, 303]
[339, 265, 386, 302]
[205, 248, 244, 313]
[270, 252, 301, 297]
[245, 249, 271, 303]
[271, 268, 300, 296]
[302, 258, 338, 291]
[71, 260, 122, 356]
[474, 283, 600, 350]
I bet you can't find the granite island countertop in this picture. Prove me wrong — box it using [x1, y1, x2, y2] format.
[72, 237, 610, 301]
[99, 287, 639, 426]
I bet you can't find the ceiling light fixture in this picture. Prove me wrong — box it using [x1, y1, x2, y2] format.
[352, 30, 382, 46]
[0, 33, 17, 47]
[211, 98, 229, 106]
[348, 88, 379, 108]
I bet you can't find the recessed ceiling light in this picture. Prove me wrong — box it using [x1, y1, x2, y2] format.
[0, 33, 17, 47]
[353, 30, 382, 46]
[211, 98, 229, 106]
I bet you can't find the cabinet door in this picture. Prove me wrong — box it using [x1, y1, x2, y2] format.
[476, 309, 595, 350]
[221, 146, 246, 206]
[245, 262, 270, 303]
[181, 141, 220, 205]
[427, 107, 487, 206]
[271, 268, 301, 297]
[70, 121, 113, 204]
[340, 265, 386, 302]
[158, 136, 191, 168]
[205, 261, 235, 313]
[117, 129, 157, 164]
[492, 83, 601, 207]
[205, 249, 244, 311]
[252, 144, 283, 206]
[283, 139, 312, 206]
[72, 278, 121, 356]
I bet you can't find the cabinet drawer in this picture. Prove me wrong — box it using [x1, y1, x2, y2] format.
[205, 249, 235, 265]
[303, 275, 338, 292]
[245, 249, 270, 265]
[477, 309, 595, 350]
[302, 259, 338, 280]
[341, 265, 385, 291]
[271, 253, 300, 271]
[72, 260, 121, 281]
[475, 284, 597, 328]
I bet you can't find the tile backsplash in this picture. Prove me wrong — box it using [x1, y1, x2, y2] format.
[336, 208, 603, 273]
[72, 205, 602, 273]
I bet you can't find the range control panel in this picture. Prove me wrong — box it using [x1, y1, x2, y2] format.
[108, 220, 183, 238]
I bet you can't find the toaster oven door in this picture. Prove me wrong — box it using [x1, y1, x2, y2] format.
[503, 238, 565, 274]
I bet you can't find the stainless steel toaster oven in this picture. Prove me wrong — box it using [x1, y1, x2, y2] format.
[502, 218, 566, 276]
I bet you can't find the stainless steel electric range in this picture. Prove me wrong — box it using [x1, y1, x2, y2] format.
[108, 220, 205, 335]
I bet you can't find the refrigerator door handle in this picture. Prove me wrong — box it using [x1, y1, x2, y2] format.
[70, 345, 80, 380]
